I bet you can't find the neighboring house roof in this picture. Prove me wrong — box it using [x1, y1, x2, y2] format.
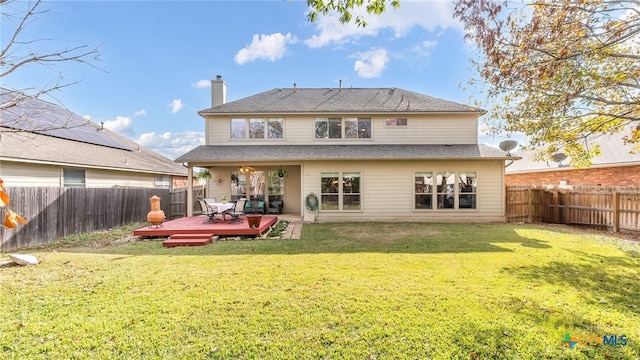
[175, 144, 510, 163]
[507, 131, 640, 173]
[199, 87, 485, 115]
[0, 90, 187, 176]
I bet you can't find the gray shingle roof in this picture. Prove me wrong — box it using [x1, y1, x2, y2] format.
[507, 131, 640, 173]
[1, 127, 188, 176]
[199, 88, 484, 114]
[175, 144, 510, 163]
[0, 90, 188, 176]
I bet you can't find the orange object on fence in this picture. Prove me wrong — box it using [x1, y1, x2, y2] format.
[4, 209, 27, 229]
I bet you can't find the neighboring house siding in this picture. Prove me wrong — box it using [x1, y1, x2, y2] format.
[205, 114, 478, 146]
[0, 162, 61, 186]
[0, 161, 163, 188]
[86, 169, 156, 188]
[300, 160, 505, 222]
[506, 165, 640, 186]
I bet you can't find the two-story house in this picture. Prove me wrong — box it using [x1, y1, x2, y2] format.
[176, 76, 513, 222]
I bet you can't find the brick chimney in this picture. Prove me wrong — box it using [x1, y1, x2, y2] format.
[211, 75, 227, 107]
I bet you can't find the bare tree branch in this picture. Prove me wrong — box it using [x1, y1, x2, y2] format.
[0, 0, 103, 128]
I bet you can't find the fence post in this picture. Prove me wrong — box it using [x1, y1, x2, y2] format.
[527, 187, 532, 223]
[553, 191, 559, 223]
[612, 191, 619, 232]
[566, 191, 572, 225]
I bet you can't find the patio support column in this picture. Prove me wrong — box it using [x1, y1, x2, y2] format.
[187, 164, 194, 217]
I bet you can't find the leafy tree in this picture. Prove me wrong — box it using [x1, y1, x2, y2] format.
[306, 0, 400, 27]
[454, 0, 640, 166]
[305, 0, 640, 166]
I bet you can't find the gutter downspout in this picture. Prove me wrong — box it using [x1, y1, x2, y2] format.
[505, 158, 515, 167]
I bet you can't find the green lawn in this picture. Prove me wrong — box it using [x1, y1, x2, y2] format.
[1, 223, 639, 359]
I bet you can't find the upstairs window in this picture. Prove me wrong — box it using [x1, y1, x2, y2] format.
[231, 118, 246, 139]
[231, 118, 284, 139]
[249, 118, 264, 138]
[386, 118, 407, 127]
[267, 118, 284, 139]
[315, 117, 371, 139]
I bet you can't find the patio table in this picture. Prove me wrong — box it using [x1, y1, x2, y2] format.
[204, 201, 235, 221]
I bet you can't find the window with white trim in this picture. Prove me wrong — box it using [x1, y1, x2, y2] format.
[230, 118, 284, 139]
[320, 172, 361, 210]
[415, 172, 433, 209]
[315, 117, 371, 139]
[155, 175, 170, 189]
[414, 171, 477, 209]
[385, 118, 407, 127]
[63, 168, 86, 188]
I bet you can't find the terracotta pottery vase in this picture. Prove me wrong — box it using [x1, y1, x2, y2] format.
[147, 195, 165, 226]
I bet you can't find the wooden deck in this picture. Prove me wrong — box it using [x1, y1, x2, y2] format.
[133, 214, 279, 238]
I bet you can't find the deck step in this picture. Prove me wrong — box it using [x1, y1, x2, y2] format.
[163, 233, 215, 247]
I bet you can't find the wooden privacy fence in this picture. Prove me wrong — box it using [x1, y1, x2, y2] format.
[1, 187, 171, 252]
[506, 185, 640, 232]
[169, 185, 205, 219]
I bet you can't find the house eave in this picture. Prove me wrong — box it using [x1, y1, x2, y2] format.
[175, 144, 513, 164]
[0, 156, 188, 177]
[198, 110, 485, 117]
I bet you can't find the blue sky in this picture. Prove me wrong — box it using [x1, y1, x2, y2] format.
[3, 0, 499, 160]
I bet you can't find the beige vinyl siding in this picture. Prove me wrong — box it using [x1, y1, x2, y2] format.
[205, 114, 478, 145]
[374, 114, 478, 144]
[86, 169, 156, 188]
[0, 161, 163, 188]
[0, 161, 63, 186]
[301, 159, 505, 222]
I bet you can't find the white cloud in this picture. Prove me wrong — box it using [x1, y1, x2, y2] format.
[412, 40, 438, 57]
[305, 12, 378, 48]
[170, 99, 183, 114]
[134, 109, 146, 117]
[192, 79, 210, 89]
[103, 116, 135, 137]
[135, 130, 205, 160]
[352, 48, 389, 78]
[234, 33, 298, 65]
[305, 2, 460, 48]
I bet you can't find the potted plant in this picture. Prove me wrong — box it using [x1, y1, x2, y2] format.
[276, 168, 288, 178]
[221, 195, 228, 203]
[196, 168, 211, 181]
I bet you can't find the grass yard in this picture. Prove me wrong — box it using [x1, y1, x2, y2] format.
[1, 222, 639, 359]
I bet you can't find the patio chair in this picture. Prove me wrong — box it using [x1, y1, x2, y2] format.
[197, 199, 218, 223]
[267, 200, 283, 214]
[223, 199, 246, 224]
